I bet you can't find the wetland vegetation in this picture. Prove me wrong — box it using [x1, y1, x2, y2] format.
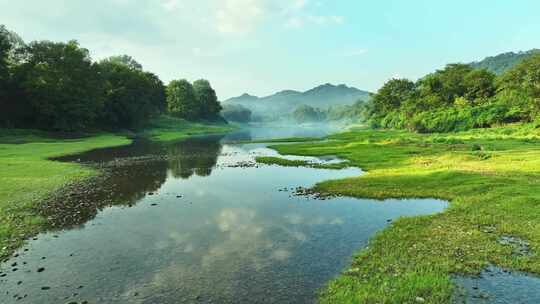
[2, 4, 540, 303]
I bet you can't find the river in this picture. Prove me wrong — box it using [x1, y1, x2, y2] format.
[0, 126, 447, 303]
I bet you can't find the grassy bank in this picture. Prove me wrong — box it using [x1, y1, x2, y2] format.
[268, 124, 540, 303]
[0, 130, 131, 259]
[255, 156, 349, 169]
[0, 117, 236, 260]
[142, 115, 237, 141]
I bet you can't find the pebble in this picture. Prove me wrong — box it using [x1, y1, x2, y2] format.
[415, 297, 425, 303]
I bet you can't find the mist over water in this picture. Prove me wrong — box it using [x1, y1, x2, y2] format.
[0, 127, 447, 304]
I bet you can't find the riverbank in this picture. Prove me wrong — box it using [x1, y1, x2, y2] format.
[0, 117, 235, 260]
[263, 124, 540, 303]
[142, 115, 237, 141]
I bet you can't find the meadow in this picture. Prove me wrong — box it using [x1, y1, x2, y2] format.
[261, 123, 540, 303]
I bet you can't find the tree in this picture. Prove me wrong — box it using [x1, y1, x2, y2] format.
[497, 53, 540, 120]
[98, 56, 166, 128]
[193, 79, 221, 118]
[416, 64, 474, 107]
[371, 78, 416, 116]
[463, 69, 496, 103]
[293, 105, 325, 123]
[15, 40, 104, 131]
[100, 55, 143, 71]
[167, 79, 199, 119]
[0, 26, 11, 126]
[221, 104, 252, 123]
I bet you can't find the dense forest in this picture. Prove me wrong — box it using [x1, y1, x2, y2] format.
[365, 54, 540, 133]
[0, 25, 222, 132]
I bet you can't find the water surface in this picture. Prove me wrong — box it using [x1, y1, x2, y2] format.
[0, 128, 447, 303]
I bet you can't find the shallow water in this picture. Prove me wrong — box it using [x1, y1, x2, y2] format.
[453, 266, 540, 304]
[0, 127, 447, 303]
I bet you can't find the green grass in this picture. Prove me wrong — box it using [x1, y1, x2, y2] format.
[268, 123, 540, 303]
[255, 156, 349, 169]
[0, 130, 131, 259]
[0, 116, 237, 259]
[142, 115, 237, 141]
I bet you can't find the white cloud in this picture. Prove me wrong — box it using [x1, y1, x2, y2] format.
[216, 0, 268, 34]
[212, 0, 344, 34]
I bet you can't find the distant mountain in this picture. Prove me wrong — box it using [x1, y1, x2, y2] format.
[223, 83, 370, 120]
[470, 49, 540, 74]
[225, 93, 259, 104]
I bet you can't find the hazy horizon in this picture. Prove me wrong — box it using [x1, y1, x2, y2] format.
[1, 0, 539, 100]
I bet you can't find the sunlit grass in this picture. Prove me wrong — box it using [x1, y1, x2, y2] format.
[142, 115, 237, 141]
[0, 130, 131, 259]
[270, 123, 540, 303]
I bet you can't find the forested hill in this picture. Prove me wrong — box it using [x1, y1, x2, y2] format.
[224, 83, 370, 109]
[470, 49, 540, 74]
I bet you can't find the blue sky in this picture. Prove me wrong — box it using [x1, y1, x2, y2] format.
[1, 0, 539, 99]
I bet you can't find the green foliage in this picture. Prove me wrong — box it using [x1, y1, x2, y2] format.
[0, 25, 221, 132]
[497, 53, 540, 121]
[292, 104, 326, 123]
[221, 104, 252, 123]
[463, 69, 496, 102]
[269, 126, 540, 303]
[167, 79, 199, 118]
[98, 56, 166, 128]
[0, 129, 131, 259]
[0, 26, 11, 124]
[193, 79, 222, 118]
[470, 49, 540, 74]
[366, 57, 539, 133]
[325, 99, 367, 122]
[15, 40, 105, 131]
[371, 78, 415, 115]
[100, 55, 143, 71]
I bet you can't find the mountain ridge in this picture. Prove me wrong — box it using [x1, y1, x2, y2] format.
[470, 49, 540, 74]
[224, 83, 370, 105]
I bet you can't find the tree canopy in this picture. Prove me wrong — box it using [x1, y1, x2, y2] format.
[167, 79, 222, 121]
[0, 25, 225, 131]
[365, 59, 538, 133]
[15, 40, 104, 131]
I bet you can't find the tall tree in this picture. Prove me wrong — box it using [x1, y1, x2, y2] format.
[371, 78, 416, 116]
[497, 53, 540, 120]
[98, 56, 165, 128]
[193, 79, 221, 118]
[167, 79, 199, 119]
[463, 69, 496, 103]
[0, 26, 11, 126]
[15, 40, 104, 131]
[100, 55, 143, 71]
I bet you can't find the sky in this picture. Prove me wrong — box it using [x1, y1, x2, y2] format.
[1, 0, 539, 100]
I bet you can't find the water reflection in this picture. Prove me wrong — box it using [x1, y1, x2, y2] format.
[1, 130, 447, 304]
[167, 137, 222, 179]
[42, 136, 223, 228]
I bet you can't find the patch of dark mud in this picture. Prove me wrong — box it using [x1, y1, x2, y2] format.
[453, 265, 540, 304]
